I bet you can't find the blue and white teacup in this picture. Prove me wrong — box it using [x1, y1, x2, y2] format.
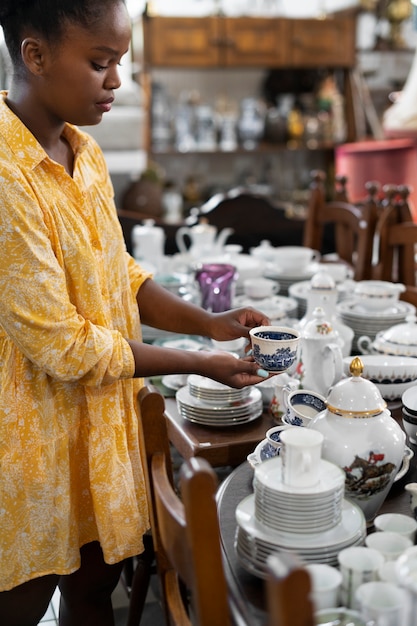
[249, 325, 300, 373]
[282, 388, 327, 427]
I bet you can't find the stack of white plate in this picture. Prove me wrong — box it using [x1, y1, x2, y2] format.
[336, 299, 416, 353]
[235, 456, 366, 578]
[253, 459, 345, 534]
[188, 374, 251, 404]
[176, 377, 262, 427]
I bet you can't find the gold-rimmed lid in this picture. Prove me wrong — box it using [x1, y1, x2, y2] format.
[326, 356, 387, 418]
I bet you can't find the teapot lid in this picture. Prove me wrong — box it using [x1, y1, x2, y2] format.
[326, 356, 386, 418]
[303, 307, 336, 339]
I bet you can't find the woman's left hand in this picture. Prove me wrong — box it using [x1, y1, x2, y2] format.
[208, 307, 270, 342]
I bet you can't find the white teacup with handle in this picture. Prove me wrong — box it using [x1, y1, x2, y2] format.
[279, 427, 324, 489]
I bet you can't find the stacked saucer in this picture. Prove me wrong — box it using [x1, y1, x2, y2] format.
[176, 376, 262, 427]
[336, 299, 415, 353]
[235, 456, 366, 578]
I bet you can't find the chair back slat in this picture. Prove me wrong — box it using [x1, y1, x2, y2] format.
[137, 386, 231, 626]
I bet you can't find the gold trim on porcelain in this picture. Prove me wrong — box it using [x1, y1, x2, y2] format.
[326, 403, 386, 418]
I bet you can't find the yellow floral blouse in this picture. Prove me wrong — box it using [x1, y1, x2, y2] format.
[0, 93, 152, 591]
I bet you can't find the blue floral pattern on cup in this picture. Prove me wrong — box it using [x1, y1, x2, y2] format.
[252, 345, 298, 372]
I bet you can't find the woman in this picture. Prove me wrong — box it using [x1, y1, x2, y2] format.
[0, 1, 270, 624]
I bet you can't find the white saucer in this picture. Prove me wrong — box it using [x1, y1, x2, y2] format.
[255, 456, 345, 496]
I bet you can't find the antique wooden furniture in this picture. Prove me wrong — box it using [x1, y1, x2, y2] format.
[137, 386, 231, 626]
[370, 183, 415, 283]
[303, 170, 379, 281]
[266, 554, 314, 626]
[189, 188, 304, 252]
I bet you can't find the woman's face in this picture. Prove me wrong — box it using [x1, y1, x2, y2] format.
[38, 1, 132, 127]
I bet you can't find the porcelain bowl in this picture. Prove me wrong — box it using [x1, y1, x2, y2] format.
[374, 379, 417, 401]
[353, 280, 405, 312]
[343, 355, 417, 384]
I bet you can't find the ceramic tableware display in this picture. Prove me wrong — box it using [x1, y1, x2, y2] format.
[235, 442, 366, 578]
[308, 356, 406, 524]
[175, 219, 233, 258]
[358, 314, 417, 357]
[176, 375, 262, 427]
[297, 271, 354, 357]
[336, 298, 415, 354]
[342, 354, 417, 402]
[298, 307, 344, 397]
[353, 280, 405, 312]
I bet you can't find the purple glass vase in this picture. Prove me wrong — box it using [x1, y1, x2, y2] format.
[195, 263, 237, 312]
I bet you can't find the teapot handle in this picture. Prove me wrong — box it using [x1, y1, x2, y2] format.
[323, 343, 343, 388]
[175, 226, 191, 254]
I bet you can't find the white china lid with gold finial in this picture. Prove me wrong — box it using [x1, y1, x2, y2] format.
[326, 356, 387, 418]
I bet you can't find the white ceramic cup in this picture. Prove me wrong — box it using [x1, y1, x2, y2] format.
[305, 563, 342, 611]
[243, 277, 279, 299]
[279, 427, 323, 488]
[355, 581, 409, 626]
[365, 531, 413, 561]
[378, 561, 399, 584]
[271, 246, 319, 275]
[374, 513, 417, 543]
[338, 546, 385, 609]
[249, 326, 300, 373]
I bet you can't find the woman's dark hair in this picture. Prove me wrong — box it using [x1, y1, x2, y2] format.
[0, 0, 125, 72]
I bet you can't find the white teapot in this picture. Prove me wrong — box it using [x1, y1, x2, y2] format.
[132, 219, 165, 271]
[299, 307, 344, 397]
[175, 218, 233, 258]
[309, 356, 406, 523]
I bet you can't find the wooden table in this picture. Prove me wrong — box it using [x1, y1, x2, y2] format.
[163, 397, 276, 468]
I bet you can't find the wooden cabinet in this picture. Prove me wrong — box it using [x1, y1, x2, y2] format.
[140, 12, 359, 204]
[289, 17, 356, 68]
[142, 13, 356, 69]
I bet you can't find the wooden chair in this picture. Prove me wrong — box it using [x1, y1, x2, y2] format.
[266, 552, 314, 626]
[136, 386, 231, 626]
[303, 170, 379, 281]
[190, 187, 304, 253]
[371, 185, 415, 284]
